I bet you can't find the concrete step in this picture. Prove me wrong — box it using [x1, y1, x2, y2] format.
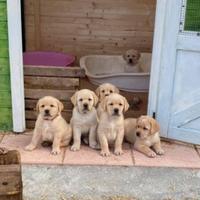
[22, 165, 200, 200]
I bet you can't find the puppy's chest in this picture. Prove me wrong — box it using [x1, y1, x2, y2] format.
[105, 123, 122, 141]
[41, 121, 55, 141]
[73, 112, 97, 127]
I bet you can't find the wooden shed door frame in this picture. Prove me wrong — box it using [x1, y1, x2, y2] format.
[7, 0, 25, 132]
[148, 0, 167, 120]
[6, 0, 166, 133]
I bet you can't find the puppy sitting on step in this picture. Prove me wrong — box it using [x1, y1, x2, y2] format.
[97, 93, 129, 156]
[25, 96, 72, 155]
[124, 116, 164, 157]
[70, 89, 99, 151]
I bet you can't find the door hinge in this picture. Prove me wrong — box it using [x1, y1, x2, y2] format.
[152, 112, 156, 119]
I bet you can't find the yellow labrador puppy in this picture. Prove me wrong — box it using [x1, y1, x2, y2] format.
[124, 116, 164, 157]
[70, 89, 99, 151]
[95, 83, 119, 118]
[25, 96, 72, 155]
[123, 49, 141, 72]
[97, 93, 129, 156]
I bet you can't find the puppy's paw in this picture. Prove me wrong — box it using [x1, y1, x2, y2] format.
[83, 137, 89, 145]
[70, 145, 80, 151]
[51, 148, 61, 155]
[93, 143, 101, 150]
[25, 144, 36, 151]
[147, 151, 157, 158]
[89, 141, 98, 149]
[100, 150, 110, 157]
[155, 148, 165, 155]
[114, 149, 123, 156]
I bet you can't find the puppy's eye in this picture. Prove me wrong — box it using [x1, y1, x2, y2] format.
[41, 105, 45, 108]
[119, 103, 123, 106]
[88, 98, 92, 101]
[143, 127, 148, 130]
[110, 90, 113, 93]
[127, 55, 130, 58]
[109, 103, 113, 106]
[79, 98, 83, 102]
[102, 90, 105, 93]
[50, 104, 54, 107]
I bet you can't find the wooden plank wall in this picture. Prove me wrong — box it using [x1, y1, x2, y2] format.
[0, 0, 12, 130]
[24, 0, 156, 63]
[24, 66, 85, 128]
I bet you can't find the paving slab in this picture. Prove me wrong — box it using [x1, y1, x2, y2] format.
[133, 141, 200, 168]
[63, 143, 133, 166]
[0, 134, 63, 165]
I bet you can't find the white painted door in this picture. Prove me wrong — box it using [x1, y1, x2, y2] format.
[148, 0, 200, 144]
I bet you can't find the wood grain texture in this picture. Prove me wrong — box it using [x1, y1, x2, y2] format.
[0, 91, 12, 108]
[33, 0, 40, 50]
[24, 76, 79, 90]
[24, 66, 85, 77]
[0, 0, 12, 131]
[24, 0, 156, 62]
[24, 66, 80, 128]
[0, 150, 22, 200]
[0, 2, 7, 21]
[25, 99, 73, 111]
[25, 89, 75, 101]
[0, 58, 9, 75]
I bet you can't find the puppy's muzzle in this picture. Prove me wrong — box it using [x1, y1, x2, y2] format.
[105, 93, 109, 97]
[113, 108, 119, 116]
[44, 109, 50, 116]
[83, 103, 88, 110]
[129, 58, 133, 64]
[136, 132, 141, 137]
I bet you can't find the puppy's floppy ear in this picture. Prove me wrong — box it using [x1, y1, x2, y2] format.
[123, 97, 129, 112]
[137, 51, 141, 60]
[100, 96, 108, 111]
[57, 100, 64, 113]
[114, 86, 119, 94]
[122, 52, 127, 61]
[149, 117, 160, 134]
[71, 91, 78, 106]
[91, 91, 99, 106]
[36, 99, 41, 113]
[95, 86, 100, 98]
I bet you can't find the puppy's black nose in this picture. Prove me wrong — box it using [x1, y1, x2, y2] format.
[114, 108, 119, 113]
[83, 103, 88, 109]
[129, 58, 133, 63]
[105, 94, 109, 96]
[136, 132, 140, 137]
[45, 109, 49, 114]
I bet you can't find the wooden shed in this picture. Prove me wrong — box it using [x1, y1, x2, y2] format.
[23, 0, 155, 61]
[1, 0, 200, 144]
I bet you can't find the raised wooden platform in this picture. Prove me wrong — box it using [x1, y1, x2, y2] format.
[24, 65, 85, 128]
[80, 78, 148, 119]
